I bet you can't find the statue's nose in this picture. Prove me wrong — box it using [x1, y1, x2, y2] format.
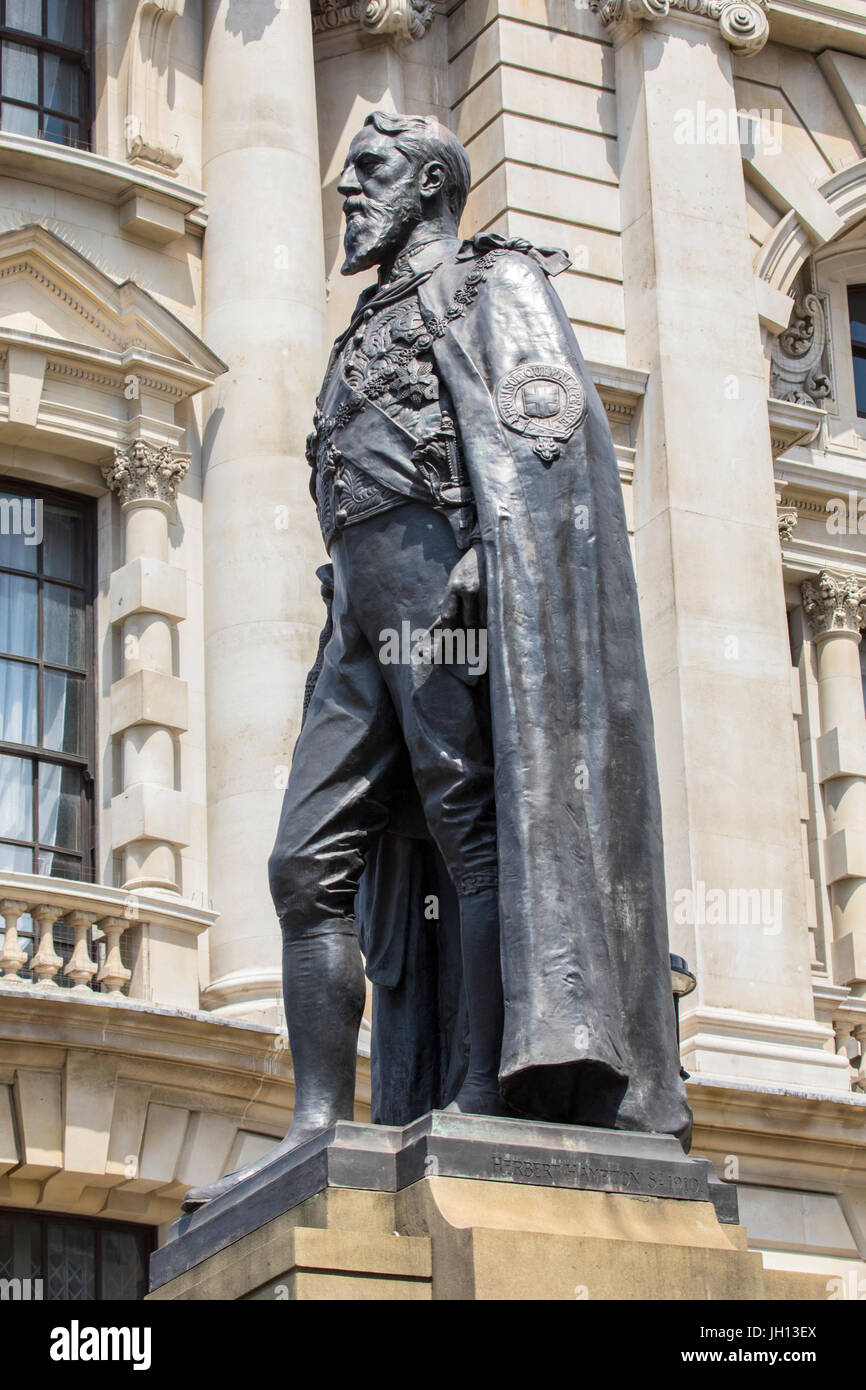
[338, 166, 361, 198]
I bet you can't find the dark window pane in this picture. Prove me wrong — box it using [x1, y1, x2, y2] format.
[1, 1213, 151, 1304]
[0, 101, 38, 136]
[41, 112, 78, 146]
[46, 1222, 95, 1301]
[37, 847, 82, 880]
[42, 505, 83, 583]
[854, 353, 866, 418]
[0, 841, 33, 871]
[5, 0, 42, 35]
[0, 492, 40, 570]
[2, 42, 38, 103]
[43, 669, 84, 754]
[849, 287, 866, 347]
[44, 583, 84, 668]
[101, 1229, 148, 1300]
[38, 760, 81, 851]
[0, 574, 37, 658]
[0, 658, 37, 745]
[43, 54, 79, 116]
[0, 1213, 41, 1284]
[0, 753, 33, 840]
[46, 0, 84, 48]
[0, 484, 91, 880]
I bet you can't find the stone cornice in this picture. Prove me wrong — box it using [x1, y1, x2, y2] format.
[0, 131, 206, 236]
[767, 0, 866, 59]
[767, 396, 825, 457]
[687, 1076, 866, 1190]
[0, 225, 225, 461]
[588, 360, 649, 422]
[588, 0, 770, 55]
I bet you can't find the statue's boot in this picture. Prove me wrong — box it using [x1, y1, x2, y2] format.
[181, 930, 365, 1211]
[445, 887, 515, 1119]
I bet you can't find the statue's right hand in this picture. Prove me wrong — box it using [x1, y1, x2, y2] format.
[440, 543, 486, 631]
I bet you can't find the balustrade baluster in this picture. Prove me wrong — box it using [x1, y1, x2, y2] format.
[0, 899, 29, 981]
[30, 905, 63, 985]
[63, 911, 98, 989]
[96, 917, 132, 996]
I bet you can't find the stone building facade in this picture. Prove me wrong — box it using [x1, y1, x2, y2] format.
[0, 0, 864, 1299]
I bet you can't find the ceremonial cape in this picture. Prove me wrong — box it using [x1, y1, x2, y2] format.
[338, 235, 691, 1142]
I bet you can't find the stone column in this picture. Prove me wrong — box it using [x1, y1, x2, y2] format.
[801, 572, 866, 997]
[103, 442, 190, 895]
[200, 0, 330, 1018]
[602, 3, 848, 1089]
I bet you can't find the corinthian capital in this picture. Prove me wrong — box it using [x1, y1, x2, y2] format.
[801, 571, 866, 639]
[589, 0, 769, 56]
[102, 440, 189, 508]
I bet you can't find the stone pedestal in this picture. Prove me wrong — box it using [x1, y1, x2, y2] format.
[147, 1114, 826, 1300]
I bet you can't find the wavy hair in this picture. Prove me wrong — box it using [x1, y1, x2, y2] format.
[363, 111, 471, 223]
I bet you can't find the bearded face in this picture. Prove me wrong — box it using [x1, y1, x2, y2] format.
[339, 129, 425, 276]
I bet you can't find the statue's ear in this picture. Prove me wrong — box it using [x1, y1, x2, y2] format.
[419, 159, 446, 200]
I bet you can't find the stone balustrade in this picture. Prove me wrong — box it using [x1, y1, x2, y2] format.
[0, 872, 216, 1011]
[813, 982, 866, 1092]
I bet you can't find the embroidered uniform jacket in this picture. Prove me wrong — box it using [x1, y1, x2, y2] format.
[309, 240, 475, 552]
[308, 233, 692, 1143]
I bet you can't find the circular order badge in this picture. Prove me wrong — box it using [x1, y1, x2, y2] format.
[496, 362, 586, 461]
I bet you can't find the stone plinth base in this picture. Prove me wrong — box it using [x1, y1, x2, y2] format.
[147, 1114, 827, 1300]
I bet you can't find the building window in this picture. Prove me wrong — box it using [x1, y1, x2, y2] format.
[847, 285, 866, 419]
[0, 0, 91, 149]
[0, 1209, 153, 1300]
[0, 481, 96, 884]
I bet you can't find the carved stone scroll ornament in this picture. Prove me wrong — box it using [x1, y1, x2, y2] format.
[588, 0, 769, 56]
[770, 292, 833, 407]
[125, 1, 185, 173]
[777, 506, 798, 543]
[801, 571, 866, 639]
[312, 0, 435, 39]
[102, 441, 189, 508]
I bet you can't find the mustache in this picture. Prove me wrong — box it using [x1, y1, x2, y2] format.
[343, 196, 373, 220]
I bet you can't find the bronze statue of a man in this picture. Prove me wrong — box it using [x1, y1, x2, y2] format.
[184, 111, 690, 1210]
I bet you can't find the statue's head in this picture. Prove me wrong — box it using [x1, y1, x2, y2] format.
[338, 111, 471, 276]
